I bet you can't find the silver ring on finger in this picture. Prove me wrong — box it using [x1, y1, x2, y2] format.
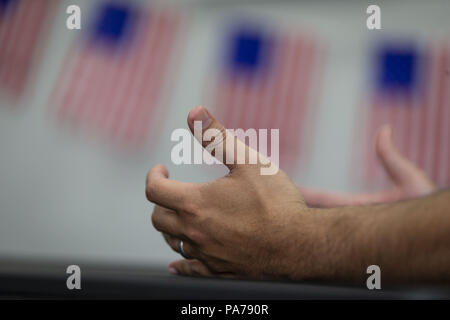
[178, 240, 191, 259]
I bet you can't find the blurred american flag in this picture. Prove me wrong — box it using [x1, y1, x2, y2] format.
[209, 25, 322, 169]
[0, 0, 55, 101]
[52, 2, 182, 146]
[359, 41, 450, 188]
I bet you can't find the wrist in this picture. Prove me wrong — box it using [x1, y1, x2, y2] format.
[287, 207, 366, 281]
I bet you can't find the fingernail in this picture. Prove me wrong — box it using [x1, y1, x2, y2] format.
[169, 267, 178, 275]
[196, 107, 212, 129]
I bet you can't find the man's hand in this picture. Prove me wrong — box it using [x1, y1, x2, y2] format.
[146, 106, 324, 279]
[300, 125, 436, 207]
[146, 106, 450, 283]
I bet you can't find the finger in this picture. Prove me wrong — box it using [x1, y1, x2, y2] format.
[169, 260, 237, 278]
[152, 205, 184, 238]
[163, 234, 203, 261]
[146, 164, 197, 211]
[162, 232, 195, 258]
[174, 239, 201, 260]
[162, 232, 180, 253]
[299, 186, 401, 207]
[187, 106, 267, 172]
[163, 233, 191, 258]
[376, 125, 434, 188]
[152, 206, 182, 252]
[169, 259, 214, 277]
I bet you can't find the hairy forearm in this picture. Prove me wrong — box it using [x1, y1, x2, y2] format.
[303, 190, 450, 283]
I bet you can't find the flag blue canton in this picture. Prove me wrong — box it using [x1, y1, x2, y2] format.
[0, 0, 16, 11]
[93, 3, 135, 46]
[376, 46, 419, 93]
[228, 29, 270, 74]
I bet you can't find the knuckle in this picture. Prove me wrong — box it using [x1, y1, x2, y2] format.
[185, 228, 204, 245]
[182, 186, 205, 215]
[145, 170, 151, 186]
[182, 200, 199, 216]
[150, 207, 156, 223]
[190, 265, 202, 276]
[145, 181, 156, 202]
[151, 212, 161, 230]
[203, 260, 223, 273]
[207, 127, 227, 150]
[191, 262, 209, 276]
[168, 239, 179, 252]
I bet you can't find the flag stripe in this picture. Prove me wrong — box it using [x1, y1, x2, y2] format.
[7, 1, 44, 94]
[107, 11, 156, 138]
[287, 37, 316, 163]
[53, 5, 181, 146]
[431, 47, 448, 182]
[212, 30, 319, 168]
[127, 11, 179, 142]
[0, 1, 26, 89]
[0, 0, 53, 99]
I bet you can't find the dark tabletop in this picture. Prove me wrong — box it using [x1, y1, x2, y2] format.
[0, 258, 449, 299]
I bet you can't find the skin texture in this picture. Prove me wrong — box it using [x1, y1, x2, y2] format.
[146, 106, 449, 283]
[319, 190, 450, 284]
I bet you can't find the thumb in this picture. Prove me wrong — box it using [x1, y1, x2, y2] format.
[376, 125, 431, 188]
[187, 106, 271, 173]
